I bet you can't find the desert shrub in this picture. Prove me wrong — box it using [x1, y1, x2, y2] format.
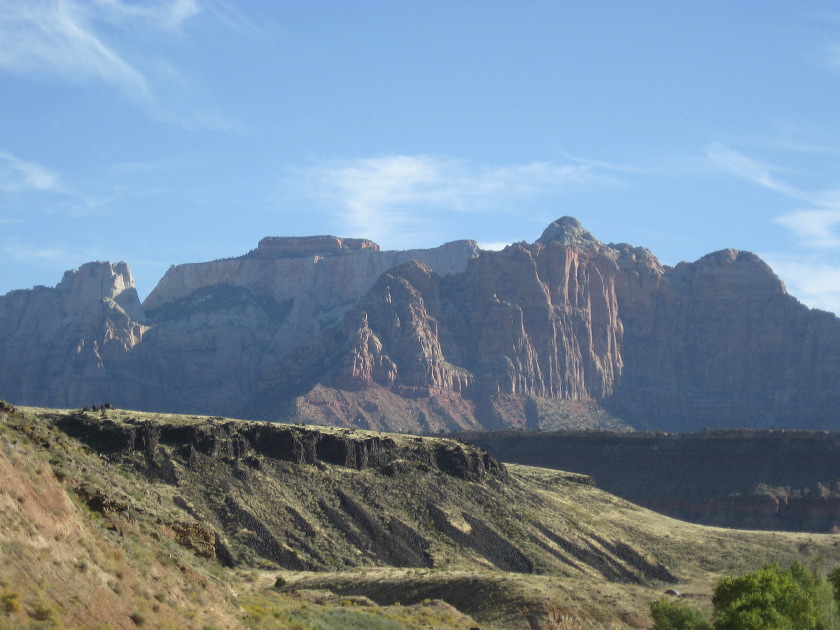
[31, 599, 60, 624]
[713, 562, 837, 630]
[274, 576, 287, 590]
[1, 590, 21, 613]
[310, 608, 402, 629]
[129, 611, 146, 626]
[650, 598, 711, 630]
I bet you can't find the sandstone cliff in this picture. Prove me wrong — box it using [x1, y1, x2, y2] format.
[2, 218, 840, 432]
[318, 217, 840, 431]
[0, 262, 146, 407]
[0, 238, 479, 418]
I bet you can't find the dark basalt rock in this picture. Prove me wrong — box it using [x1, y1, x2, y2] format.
[56, 412, 507, 483]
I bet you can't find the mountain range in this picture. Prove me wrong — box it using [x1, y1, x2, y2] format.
[3, 216, 839, 432]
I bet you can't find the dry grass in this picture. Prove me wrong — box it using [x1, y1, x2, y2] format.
[3, 404, 840, 629]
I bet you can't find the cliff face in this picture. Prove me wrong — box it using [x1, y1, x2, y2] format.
[614, 249, 840, 429]
[463, 430, 840, 533]
[3, 218, 840, 432]
[326, 217, 840, 431]
[1, 238, 479, 417]
[0, 262, 146, 407]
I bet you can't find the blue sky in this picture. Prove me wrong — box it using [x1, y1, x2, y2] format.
[2, 1, 840, 313]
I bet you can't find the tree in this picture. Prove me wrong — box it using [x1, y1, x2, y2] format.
[712, 562, 837, 630]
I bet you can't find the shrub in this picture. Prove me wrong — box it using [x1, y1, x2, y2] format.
[1, 590, 21, 613]
[31, 599, 59, 624]
[650, 597, 711, 630]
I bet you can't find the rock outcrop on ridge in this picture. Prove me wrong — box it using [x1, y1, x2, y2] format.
[2, 218, 840, 432]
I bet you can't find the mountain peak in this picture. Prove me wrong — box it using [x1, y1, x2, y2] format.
[537, 216, 600, 247]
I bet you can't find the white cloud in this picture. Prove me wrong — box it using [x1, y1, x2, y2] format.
[0, 151, 61, 193]
[706, 143, 840, 252]
[0, 0, 238, 128]
[705, 143, 804, 200]
[478, 241, 514, 251]
[773, 209, 840, 248]
[1, 240, 69, 263]
[93, 0, 201, 30]
[762, 253, 840, 315]
[0, 0, 153, 102]
[292, 155, 612, 246]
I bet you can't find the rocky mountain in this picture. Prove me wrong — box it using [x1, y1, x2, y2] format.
[2, 217, 840, 432]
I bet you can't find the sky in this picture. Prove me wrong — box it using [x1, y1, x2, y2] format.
[2, 1, 840, 313]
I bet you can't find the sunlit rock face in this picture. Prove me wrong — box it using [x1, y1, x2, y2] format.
[3, 218, 840, 433]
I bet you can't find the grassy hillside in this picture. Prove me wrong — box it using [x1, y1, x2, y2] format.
[2, 402, 840, 629]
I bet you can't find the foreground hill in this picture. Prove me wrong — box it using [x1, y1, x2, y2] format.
[4, 402, 840, 628]
[2, 217, 840, 431]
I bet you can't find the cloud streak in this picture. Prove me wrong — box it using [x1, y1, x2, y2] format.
[0, 0, 239, 128]
[0, 1, 153, 101]
[708, 142, 840, 314]
[705, 143, 804, 200]
[0, 151, 61, 193]
[292, 155, 613, 246]
[762, 253, 840, 314]
[706, 142, 840, 248]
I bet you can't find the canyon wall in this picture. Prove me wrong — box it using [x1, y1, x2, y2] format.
[462, 430, 840, 532]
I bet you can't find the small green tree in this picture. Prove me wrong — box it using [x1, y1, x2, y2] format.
[650, 597, 711, 630]
[712, 562, 837, 630]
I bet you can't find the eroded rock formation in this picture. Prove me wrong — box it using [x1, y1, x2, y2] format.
[2, 218, 840, 432]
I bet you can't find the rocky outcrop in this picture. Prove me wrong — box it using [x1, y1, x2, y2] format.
[57, 411, 507, 482]
[249, 235, 380, 258]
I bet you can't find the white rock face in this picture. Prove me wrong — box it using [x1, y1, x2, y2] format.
[0, 239, 479, 415]
[0, 262, 146, 407]
[143, 240, 480, 342]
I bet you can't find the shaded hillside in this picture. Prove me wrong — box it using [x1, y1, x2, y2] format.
[2, 217, 840, 432]
[462, 429, 840, 532]
[5, 403, 840, 628]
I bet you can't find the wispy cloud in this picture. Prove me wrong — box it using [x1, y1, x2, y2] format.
[0, 151, 61, 193]
[708, 142, 840, 314]
[706, 142, 840, 250]
[93, 0, 201, 30]
[0, 0, 239, 128]
[0, 0, 153, 102]
[705, 143, 805, 200]
[773, 209, 840, 248]
[291, 155, 613, 245]
[1, 240, 70, 263]
[762, 253, 840, 314]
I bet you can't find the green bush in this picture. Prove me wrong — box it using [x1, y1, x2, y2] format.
[713, 562, 837, 630]
[1, 590, 21, 613]
[650, 597, 711, 630]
